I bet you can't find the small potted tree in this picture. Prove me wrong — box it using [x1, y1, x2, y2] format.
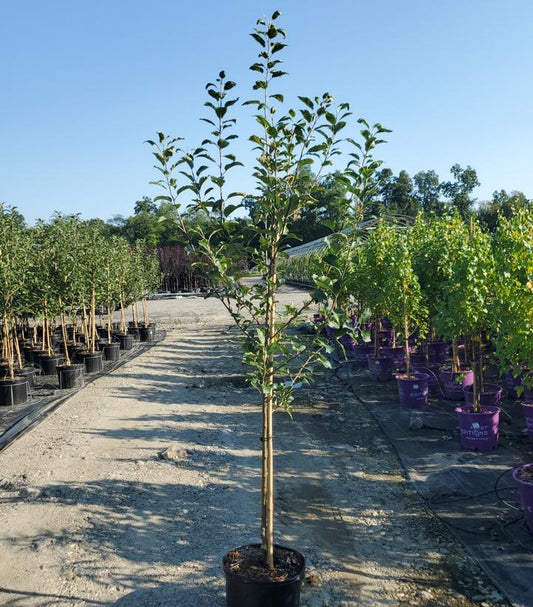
[148, 12, 388, 605]
[358, 222, 398, 381]
[492, 207, 533, 441]
[434, 216, 500, 450]
[388, 229, 429, 407]
[76, 221, 107, 374]
[0, 205, 31, 406]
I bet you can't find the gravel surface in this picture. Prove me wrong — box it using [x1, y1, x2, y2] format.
[0, 287, 510, 606]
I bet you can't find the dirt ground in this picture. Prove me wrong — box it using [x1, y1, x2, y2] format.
[0, 287, 510, 606]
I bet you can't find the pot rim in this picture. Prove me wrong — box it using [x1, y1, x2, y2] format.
[223, 543, 305, 586]
[396, 372, 430, 381]
[512, 463, 533, 486]
[455, 405, 501, 415]
[462, 383, 503, 395]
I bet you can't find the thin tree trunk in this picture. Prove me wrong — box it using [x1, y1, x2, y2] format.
[373, 316, 380, 357]
[404, 315, 410, 377]
[13, 326, 23, 371]
[452, 338, 460, 373]
[142, 298, 149, 326]
[60, 311, 71, 366]
[261, 253, 277, 571]
[91, 287, 97, 353]
[107, 301, 112, 343]
[120, 296, 126, 334]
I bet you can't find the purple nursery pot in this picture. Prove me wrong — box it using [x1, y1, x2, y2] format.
[440, 368, 474, 401]
[512, 464, 533, 532]
[463, 383, 503, 407]
[367, 354, 394, 381]
[396, 372, 430, 409]
[351, 344, 374, 368]
[380, 346, 406, 371]
[412, 363, 441, 389]
[427, 341, 449, 364]
[455, 405, 500, 451]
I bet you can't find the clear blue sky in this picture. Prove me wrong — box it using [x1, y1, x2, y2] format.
[2, 0, 533, 225]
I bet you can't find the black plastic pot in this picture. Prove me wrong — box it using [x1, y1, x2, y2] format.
[78, 351, 104, 374]
[57, 364, 85, 389]
[15, 367, 37, 386]
[128, 326, 141, 341]
[67, 342, 85, 362]
[139, 326, 154, 342]
[103, 342, 120, 361]
[25, 347, 43, 365]
[223, 544, 305, 607]
[39, 354, 64, 376]
[0, 377, 29, 406]
[116, 333, 134, 351]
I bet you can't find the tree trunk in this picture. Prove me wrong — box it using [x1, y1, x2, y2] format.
[60, 312, 71, 366]
[142, 298, 149, 327]
[404, 315, 410, 377]
[90, 287, 97, 353]
[120, 296, 126, 334]
[452, 338, 460, 373]
[261, 254, 277, 571]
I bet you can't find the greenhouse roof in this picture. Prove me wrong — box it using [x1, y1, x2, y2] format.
[285, 215, 414, 258]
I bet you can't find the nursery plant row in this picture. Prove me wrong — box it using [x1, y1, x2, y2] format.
[0, 208, 160, 410]
[281, 210, 533, 531]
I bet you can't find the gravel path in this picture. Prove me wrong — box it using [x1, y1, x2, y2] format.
[0, 288, 509, 606]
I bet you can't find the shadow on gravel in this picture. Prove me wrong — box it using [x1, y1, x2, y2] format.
[112, 583, 223, 607]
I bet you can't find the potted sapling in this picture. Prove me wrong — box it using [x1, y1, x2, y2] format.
[387, 229, 429, 408]
[76, 221, 107, 374]
[147, 11, 388, 605]
[431, 215, 475, 400]
[492, 208, 533, 445]
[358, 221, 399, 381]
[0, 205, 31, 406]
[42, 214, 86, 388]
[435, 216, 500, 450]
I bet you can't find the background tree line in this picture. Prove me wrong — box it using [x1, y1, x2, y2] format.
[107, 163, 532, 250]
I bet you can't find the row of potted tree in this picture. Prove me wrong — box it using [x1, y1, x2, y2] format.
[289, 209, 533, 533]
[0, 209, 160, 406]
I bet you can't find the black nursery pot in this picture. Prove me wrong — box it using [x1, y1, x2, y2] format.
[102, 342, 120, 361]
[15, 366, 37, 387]
[39, 354, 64, 376]
[223, 544, 305, 607]
[116, 333, 134, 351]
[0, 377, 29, 406]
[128, 326, 141, 341]
[57, 364, 85, 389]
[78, 351, 104, 374]
[139, 326, 154, 342]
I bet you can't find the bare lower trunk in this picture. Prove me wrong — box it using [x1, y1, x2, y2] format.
[452, 338, 460, 373]
[90, 288, 97, 354]
[142, 298, 149, 326]
[373, 316, 380, 358]
[13, 329, 23, 371]
[120, 297, 126, 334]
[261, 256, 277, 571]
[132, 304, 138, 328]
[107, 302, 113, 343]
[60, 312, 71, 366]
[404, 316, 410, 377]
